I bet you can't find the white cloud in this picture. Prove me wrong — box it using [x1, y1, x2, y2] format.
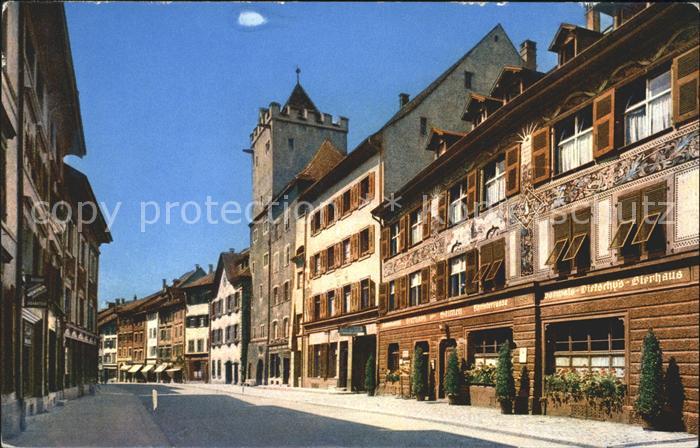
[238, 11, 267, 27]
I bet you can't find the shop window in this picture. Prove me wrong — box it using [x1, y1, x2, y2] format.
[470, 328, 512, 366]
[610, 183, 666, 260]
[483, 155, 506, 208]
[622, 70, 671, 145]
[409, 209, 422, 246]
[388, 280, 396, 311]
[328, 344, 337, 378]
[546, 208, 591, 273]
[327, 290, 336, 316]
[388, 343, 400, 372]
[546, 317, 625, 377]
[448, 178, 468, 225]
[448, 254, 466, 297]
[409, 271, 422, 306]
[342, 285, 351, 313]
[313, 345, 322, 378]
[360, 279, 371, 309]
[389, 223, 400, 256]
[555, 105, 593, 174]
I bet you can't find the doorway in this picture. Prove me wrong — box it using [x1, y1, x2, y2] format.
[438, 338, 457, 399]
[351, 336, 376, 392]
[233, 363, 239, 384]
[338, 341, 348, 388]
[225, 361, 232, 384]
[283, 357, 290, 384]
[256, 359, 264, 385]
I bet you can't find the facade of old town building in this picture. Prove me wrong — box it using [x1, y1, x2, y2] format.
[209, 250, 251, 385]
[182, 269, 214, 382]
[297, 24, 525, 391]
[247, 81, 349, 385]
[97, 304, 118, 383]
[372, 3, 699, 433]
[1, 2, 111, 438]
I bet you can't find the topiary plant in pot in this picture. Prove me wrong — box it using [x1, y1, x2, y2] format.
[444, 350, 462, 405]
[495, 341, 515, 414]
[365, 355, 376, 396]
[635, 329, 664, 429]
[412, 346, 428, 401]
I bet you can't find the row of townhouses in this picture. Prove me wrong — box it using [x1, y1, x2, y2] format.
[96, 2, 698, 435]
[1, 3, 113, 438]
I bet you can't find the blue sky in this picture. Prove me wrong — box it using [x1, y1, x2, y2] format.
[64, 2, 587, 307]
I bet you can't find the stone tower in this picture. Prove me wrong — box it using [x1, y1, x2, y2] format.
[249, 80, 348, 216]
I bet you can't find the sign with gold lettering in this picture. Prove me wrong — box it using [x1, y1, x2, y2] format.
[543, 268, 690, 302]
[380, 298, 513, 330]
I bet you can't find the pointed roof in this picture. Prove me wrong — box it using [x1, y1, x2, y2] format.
[284, 83, 318, 113]
[297, 139, 346, 182]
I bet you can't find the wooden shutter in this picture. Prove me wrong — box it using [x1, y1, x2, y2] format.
[351, 233, 359, 261]
[466, 169, 478, 216]
[351, 184, 360, 210]
[378, 282, 388, 315]
[491, 239, 506, 282]
[422, 198, 431, 238]
[531, 127, 551, 185]
[381, 226, 391, 261]
[368, 171, 376, 201]
[398, 276, 407, 309]
[505, 144, 520, 197]
[552, 214, 571, 269]
[479, 242, 493, 283]
[437, 191, 448, 230]
[350, 282, 360, 312]
[593, 89, 616, 158]
[309, 255, 316, 278]
[673, 47, 699, 123]
[420, 267, 430, 304]
[398, 215, 408, 252]
[367, 225, 375, 254]
[333, 243, 341, 268]
[466, 249, 478, 294]
[434, 260, 446, 301]
[320, 250, 327, 274]
[369, 280, 376, 307]
[319, 293, 327, 319]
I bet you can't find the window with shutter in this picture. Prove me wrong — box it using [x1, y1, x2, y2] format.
[593, 89, 616, 158]
[476, 243, 493, 288]
[437, 190, 448, 230]
[398, 276, 408, 309]
[547, 214, 571, 271]
[634, 183, 667, 256]
[434, 260, 446, 301]
[350, 283, 359, 313]
[562, 208, 591, 271]
[351, 184, 360, 210]
[420, 267, 430, 304]
[368, 171, 376, 202]
[466, 169, 478, 216]
[320, 250, 327, 274]
[367, 225, 375, 255]
[378, 282, 388, 315]
[505, 144, 520, 197]
[484, 239, 505, 288]
[351, 233, 359, 261]
[611, 191, 641, 259]
[531, 127, 551, 185]
[399, 215, 408, 252]
[672, 46, 699, 124]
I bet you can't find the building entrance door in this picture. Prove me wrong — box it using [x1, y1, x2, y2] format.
[438, 339, 457, 399]
[351, 336, 376, 392]
[225, 361, 232, 384]
[256, 359, 264, 385]
[283, 357, 290, 384]
[338, 341, 348, 389]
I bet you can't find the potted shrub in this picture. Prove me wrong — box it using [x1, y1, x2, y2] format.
[412, 346, 428, 401]
[495, 341, 515, 414]
[635, 329, 664, 430]
[465, 363, 497, 407]
[365, 355, 376, 396]
[444, 350, 462, 405]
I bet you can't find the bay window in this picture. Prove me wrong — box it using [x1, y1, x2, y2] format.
[555, 105, 592, 174]
[624, 70, 671, 145]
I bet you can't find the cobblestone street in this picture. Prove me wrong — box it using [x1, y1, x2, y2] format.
[5, 383, 698, 447]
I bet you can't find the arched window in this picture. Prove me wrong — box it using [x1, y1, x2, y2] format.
[272, 321, 278, 339]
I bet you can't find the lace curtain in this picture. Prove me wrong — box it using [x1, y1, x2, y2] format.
[558, 129, 592, 174]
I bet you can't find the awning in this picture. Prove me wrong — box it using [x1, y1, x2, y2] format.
[165, 367, 182, 373]
[154, 364, 168, 373]
[120, 365, 131, 371]
[128, 365, 143, 373]
[141, 364, 154, 373]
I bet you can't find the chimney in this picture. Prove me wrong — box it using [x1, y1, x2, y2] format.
[195, 263, 201, 271]
[162, 278, 167, 291]
[520, 40, 537, 71]
[586, 7, 600, 32]
[399, 93, 410, 109]
[208, 264, 214, 274]
[108, 302, 115, 308]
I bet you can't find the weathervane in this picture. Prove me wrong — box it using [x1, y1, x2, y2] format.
[296, 66, 301, 85]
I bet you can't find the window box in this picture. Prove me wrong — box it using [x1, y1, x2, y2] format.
[467, 385, 498, 409]
[541, 399, 629, 424]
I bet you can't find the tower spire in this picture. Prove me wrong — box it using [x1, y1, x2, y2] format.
[295, 66, 301, 85]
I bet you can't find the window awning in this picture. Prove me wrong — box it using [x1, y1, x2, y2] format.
[165, 367, 182, 373]
[128, 365, 143, 373]
[154, 364, 168, 373]
[141, 364, 154, 373]
[119, 364, 131, 371]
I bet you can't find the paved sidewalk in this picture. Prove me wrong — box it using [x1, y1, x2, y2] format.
[5, 385, 169, 447]
[178, 382, 699, 448]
